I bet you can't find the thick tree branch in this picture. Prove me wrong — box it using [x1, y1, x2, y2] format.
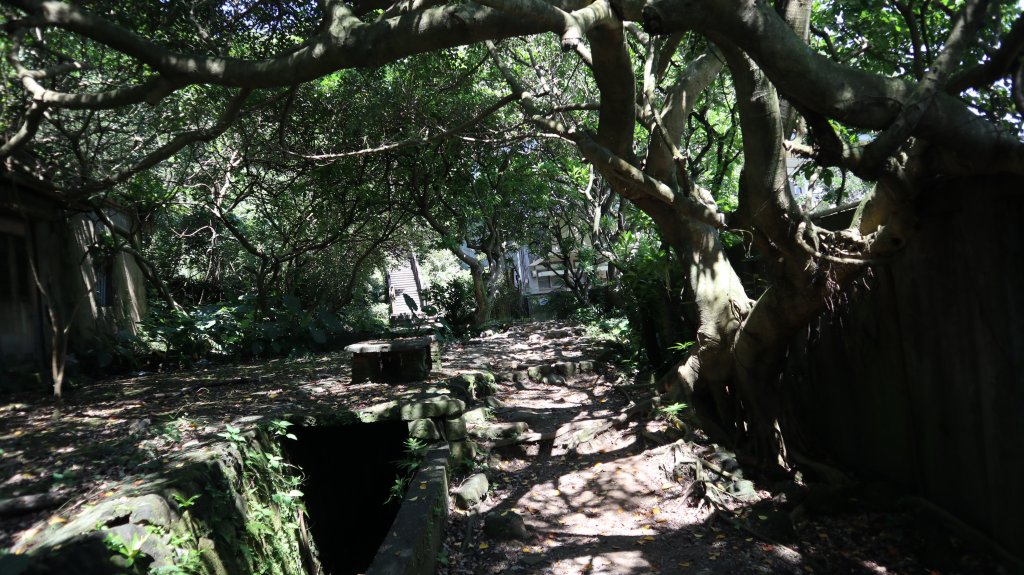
[642, 0, 1024, 176]
[96, 89, 253, 190]
[0, 101, 46, 159]
[2, 0, 557, 87]
[860, 0, 991, 175]
[281, 91, 523, 160]
[644, 45, 724, 185]
[947, 12, 1024, 93]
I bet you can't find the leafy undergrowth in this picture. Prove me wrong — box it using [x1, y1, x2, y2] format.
[1, 322, 1015, 574]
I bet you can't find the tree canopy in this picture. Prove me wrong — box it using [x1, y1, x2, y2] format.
[2, 0, 1022, 474]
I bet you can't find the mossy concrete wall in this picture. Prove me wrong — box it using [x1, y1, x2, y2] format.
[2, 398, 468, 575]
[1, 428, 309, 575]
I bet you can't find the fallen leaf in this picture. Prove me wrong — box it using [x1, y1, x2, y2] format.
[479, 542, 489, 550]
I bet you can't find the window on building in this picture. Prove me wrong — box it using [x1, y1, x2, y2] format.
[94, 260, 115, 307]
[1, 232, 31, 302]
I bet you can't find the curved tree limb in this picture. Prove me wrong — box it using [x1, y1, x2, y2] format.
[859, 0, 991, 176]
[281, 91, 524, 161]
[641, 0, 1024, 176]
[0, 100, 46, 159]
[947, 11, 1024, 93]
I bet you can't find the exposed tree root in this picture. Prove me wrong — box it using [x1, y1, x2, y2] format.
[0, 491, 69, 518]
[788, 449, 854, 487]
[899, 496, 1024, 571]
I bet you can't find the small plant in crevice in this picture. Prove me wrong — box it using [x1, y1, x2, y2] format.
[217, 424, 245, 443]
[104, 531, 149, 572]
[145, 525, 204, 575]
[213, 422, 308, 575]
[268, 419, 298, 441]
[657, 402, 689, 433]
[668, 340, 695, 353]
[171, 493, 201, 509]
[385, 437, 428, 505]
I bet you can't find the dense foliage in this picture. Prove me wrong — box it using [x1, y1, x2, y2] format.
[2, 0, 1022, 474]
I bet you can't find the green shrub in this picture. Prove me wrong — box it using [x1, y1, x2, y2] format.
[427, 276, 476, 337]
[135, 294, 375, 367]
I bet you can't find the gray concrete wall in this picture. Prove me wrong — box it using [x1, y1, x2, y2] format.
[783, 175, 1024, 552]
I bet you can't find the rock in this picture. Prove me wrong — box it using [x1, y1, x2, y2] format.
[541, 374, 565, 386]
[360, 397, 465, 422]
[483, 397, 505, 409]
[109, 522, 175, 567]
[552, 362, 576, 377]
[526, 366, 543, 381]
[576, 360, 596, 373]
[468, 422, 530, 440]
[454, 473, 489, 509]
[444, 416, 468, 441]
[408, 419, 442, 442]
[127, 418, 152, 436]
[511, 371, 530, 384]
[483, 510, 531, 541]
[727, 479, 758, 501]
[447, 372, 498, 401]
[128, 494, 175, 526]
[463, 407, 491, 425]
[449, 440, 478, 463]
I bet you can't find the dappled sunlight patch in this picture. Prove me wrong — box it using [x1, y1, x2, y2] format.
[558, 548, 652, 574]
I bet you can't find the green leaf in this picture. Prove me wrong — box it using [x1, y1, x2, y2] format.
[282, 294, 301, 313]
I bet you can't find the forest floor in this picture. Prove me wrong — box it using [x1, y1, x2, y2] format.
[0, 321, 1012, 574]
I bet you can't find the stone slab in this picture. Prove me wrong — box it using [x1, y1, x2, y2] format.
[345, 336, 437, 354]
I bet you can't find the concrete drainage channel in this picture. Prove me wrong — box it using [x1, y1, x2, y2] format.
[365, 445, 450, 575]
[1, 397, 465, 575]
[4, 363, 602, 575]
[287, 397, 466, 575]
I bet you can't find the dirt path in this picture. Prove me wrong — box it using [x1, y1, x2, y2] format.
[433, 324, 1005, 575]
[0, 321, 1009, 574]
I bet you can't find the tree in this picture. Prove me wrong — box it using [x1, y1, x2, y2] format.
[403, 141, 553, 326]
[1, 0, 1022, 476]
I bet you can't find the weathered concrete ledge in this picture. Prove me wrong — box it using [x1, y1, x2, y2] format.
[357, 396, 477, 463]
[366, 445, 450, 575]
[346, 336, 438, 354]
[0, 432, 303, 575]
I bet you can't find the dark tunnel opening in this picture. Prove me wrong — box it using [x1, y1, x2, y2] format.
[281, 421, 410, 575]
